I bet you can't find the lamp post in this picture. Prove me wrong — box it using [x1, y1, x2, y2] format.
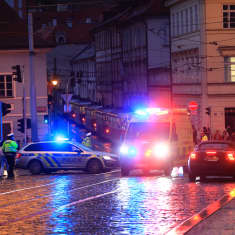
[48, 77, 59, 137]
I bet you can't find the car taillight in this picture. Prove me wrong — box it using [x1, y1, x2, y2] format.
[227, 152, 235, 161]
[190, 152, 196, 159]
[16, 153, 21, 159]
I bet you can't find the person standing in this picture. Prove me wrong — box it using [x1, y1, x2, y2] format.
[82, 132, 92, 148]
[192, 125, 198, 145]
[2, 133, 18, 178]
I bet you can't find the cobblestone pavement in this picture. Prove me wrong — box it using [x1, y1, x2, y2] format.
[0, 168, 234, 235]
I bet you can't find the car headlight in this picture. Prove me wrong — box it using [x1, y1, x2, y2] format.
[120, 144, 138, 156]
[120, 144, 128, 154]
[154, 142, 170, 158]
[103, 155, 112, 160]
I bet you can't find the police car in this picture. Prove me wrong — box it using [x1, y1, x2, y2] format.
[15, 141, 119, 174]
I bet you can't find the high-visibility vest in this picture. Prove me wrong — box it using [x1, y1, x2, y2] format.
[201, 135, 208, 142]
[82, 137, 92, 148]
[2, 140, 18, 153]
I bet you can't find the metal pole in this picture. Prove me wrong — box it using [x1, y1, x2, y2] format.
[0, 102, 2, 141]
[28, 13, 38, 142]
[66, 82, 69, 137]
[22, 66, 27, 145]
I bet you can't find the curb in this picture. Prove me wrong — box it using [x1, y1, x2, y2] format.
[166, 188, 235, 235]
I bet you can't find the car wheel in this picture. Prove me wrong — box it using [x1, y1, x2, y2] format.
[188, 173, 196, 182]
[87, 159, 103, 174]
[28, 160, 42, 175]
[121, 167, 130, 176]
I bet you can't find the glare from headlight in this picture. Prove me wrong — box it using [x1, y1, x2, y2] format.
[154, 142, 169, 158]
[103, 155, 112, 160]
[120, 144, 128, 154]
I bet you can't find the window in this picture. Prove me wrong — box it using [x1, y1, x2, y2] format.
[199, 143, 230, 150]
[24, 143, 82, 152]
[180, 10, 184, 34]
[194, 5, 198, 30]
[190, 7, 193, 32]
[185, 9, 188, 33]
[0, 75, 13, 97]
[225, 57, 235, 82]
[171, 13, 175, 37]
[223, 4, 235, 28]
[176, 12, 180, 36]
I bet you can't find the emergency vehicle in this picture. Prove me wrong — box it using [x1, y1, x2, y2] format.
[119, 108, 194, 176]
[15, 141, 119, 174]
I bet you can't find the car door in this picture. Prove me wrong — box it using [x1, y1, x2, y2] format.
[47, 143, 82, 168]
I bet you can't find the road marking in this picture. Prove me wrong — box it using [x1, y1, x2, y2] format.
[166, 188, 235, 235]
[1, 189, 119, 225]
[0, 182, 58, 196]
[95, 169, 120, 175]
[0, 170, 120, 196]
[0, 178, 119, 208]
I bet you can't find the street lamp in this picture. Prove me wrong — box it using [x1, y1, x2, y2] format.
[51, 80, 58, 86]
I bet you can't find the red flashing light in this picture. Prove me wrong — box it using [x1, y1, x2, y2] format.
[72, 113, 76, 118]
[93, 122, 97, 128]
[190, 152, 196, 159]
[105, 128, 110, 134]
[82, 117, 86, 122]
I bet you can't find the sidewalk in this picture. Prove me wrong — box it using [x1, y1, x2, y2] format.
[167, 188, 235, 235]
[186, 198, 235, 234]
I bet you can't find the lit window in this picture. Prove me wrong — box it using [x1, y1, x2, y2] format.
[225, 57, 235, 82]
[223, 5, 235, 28]
[0, 75, 13, 97]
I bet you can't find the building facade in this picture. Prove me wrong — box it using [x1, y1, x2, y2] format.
[93, 0, 171, 110]
[0, 1, 51, 144]
[166, 0, 235, 136]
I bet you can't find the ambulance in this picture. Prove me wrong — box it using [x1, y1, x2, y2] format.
[119, 108, 194, 176]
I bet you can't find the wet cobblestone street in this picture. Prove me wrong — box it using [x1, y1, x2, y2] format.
[0, 168, 235, 235]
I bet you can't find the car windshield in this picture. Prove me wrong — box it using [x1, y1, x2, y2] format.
[199, 143, 234, 150]
[125, 122, 170, 140]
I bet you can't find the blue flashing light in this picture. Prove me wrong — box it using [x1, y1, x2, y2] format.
[120, 144, 137, 156]
[55, 135, 69, 142]
[129, 146, 137, 156]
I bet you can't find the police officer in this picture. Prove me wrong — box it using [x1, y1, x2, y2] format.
[82, 132, 92, 148]
[2, 133, 18, 178]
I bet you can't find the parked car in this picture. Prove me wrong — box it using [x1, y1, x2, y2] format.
[15, 141, 119, 174]
[188, 141, 235, 181]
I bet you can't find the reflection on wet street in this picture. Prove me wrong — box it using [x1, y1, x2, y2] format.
[0, 168, 235, 234]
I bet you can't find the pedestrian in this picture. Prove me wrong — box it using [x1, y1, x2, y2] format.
[192, 125, 198, 145]
[226, 126, 232, 139]
[201, 132, 208, 142]
[213, 130, 222, 140]
[2, 133, 18, 178]
[82, 132, 92, 148]
[222, 130, 229, 140]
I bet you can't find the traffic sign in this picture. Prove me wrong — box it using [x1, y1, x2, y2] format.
[188, 101, 198, 111]
[61, 94, 72, 103]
